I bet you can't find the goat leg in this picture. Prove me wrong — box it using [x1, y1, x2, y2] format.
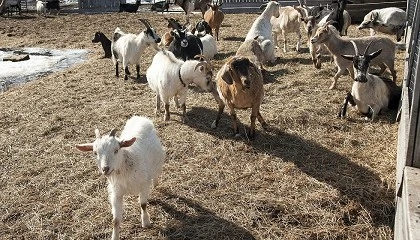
[115, 62, 119, 77]
[257, 111, 268, 130]
[124, 66, 130, 81]
[211, 102, 225, 129]
[338, 92, 353, 118]
[136, 64, 140, 80]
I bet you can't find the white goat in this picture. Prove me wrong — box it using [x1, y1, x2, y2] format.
[271, 5, 306, 52]
[339, 41, 401, 120]
[310, 21, 396, 89]
[111, 19, 161, 81]
[211, 56, 268, 140]
[75, 116, 165, 240]
[146, 49, 213, 122]
[245, 1, 280, 64]
[358, 7, 406, 42]
[199, 34, 218, 60]
[36, 0, 46, 16]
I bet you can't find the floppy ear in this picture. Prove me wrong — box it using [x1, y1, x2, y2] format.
[369, 49, 382, 60]
[221, 64, 234, 85]
[75, 143, 94, 152]
[341, 54, 354, 61]
[120, 137, 136, 148]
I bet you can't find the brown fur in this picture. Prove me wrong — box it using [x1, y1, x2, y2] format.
[212, 56, 267, 139]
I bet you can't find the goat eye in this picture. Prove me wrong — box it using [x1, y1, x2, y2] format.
[114, 149, 119, 154]
[93, 151, 97, 156]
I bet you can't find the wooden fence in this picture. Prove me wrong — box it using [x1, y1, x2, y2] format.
[394, 0, 420, 239]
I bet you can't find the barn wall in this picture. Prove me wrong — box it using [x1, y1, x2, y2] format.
[394, 0, 420, 238]
[221, 0, 407, 23]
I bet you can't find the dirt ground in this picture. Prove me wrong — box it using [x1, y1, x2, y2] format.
[0, 9, 405, 240]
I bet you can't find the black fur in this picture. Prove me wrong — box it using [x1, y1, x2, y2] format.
[151, 1, 170, 13]
[168, 29, 203, 61]
[119, 0, 140, 13]
[92, 32, 112, 58]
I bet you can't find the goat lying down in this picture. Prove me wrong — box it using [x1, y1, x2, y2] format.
[212, 56, 268, 140]
[338, 40, 401, 121]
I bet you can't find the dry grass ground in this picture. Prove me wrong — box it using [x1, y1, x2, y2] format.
[0, 9, 404, 239]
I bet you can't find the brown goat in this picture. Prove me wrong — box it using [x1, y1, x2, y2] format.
[211, 56, 267, 139]
[203, 3, 224, 41]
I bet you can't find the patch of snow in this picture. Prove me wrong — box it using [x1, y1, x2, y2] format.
[0, 48, 88, 92]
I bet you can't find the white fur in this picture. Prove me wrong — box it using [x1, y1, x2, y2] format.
[111, 26, 160, 80]
[351, 79, 390, 120]
[36, 0, 46, 16]
[310, 24, 396, 89]
[76, 116, 165, 240]
[146, 49, 214, 122]
[245, 1, 280, 64]
[271, 6, 306, 52]
[358, 7, 406, 41]
[200, 34, 217, 60]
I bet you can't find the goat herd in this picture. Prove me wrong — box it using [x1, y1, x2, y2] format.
[81, 1, 406, 239]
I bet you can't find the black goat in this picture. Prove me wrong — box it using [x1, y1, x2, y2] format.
[325, 0, 352, 34]
[119, 0, 140, 13]
[46, 0, 60, 14]
[150, 1, 170, 13]
[168, 28, 203, 61]
[92, 31, 112, 58]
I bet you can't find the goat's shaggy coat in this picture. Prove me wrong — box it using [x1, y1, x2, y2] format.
[212, 56, 267, 139]
[75, 116, 165, 240]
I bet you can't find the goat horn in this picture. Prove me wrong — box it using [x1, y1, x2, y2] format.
[195, 54, 213, 69]
[194, 61, 207, 71]
[349, 40, 359, 56]
[139, 19, 150, 29]
[364, 41, 374, 55]
[109, 128, 118, 137]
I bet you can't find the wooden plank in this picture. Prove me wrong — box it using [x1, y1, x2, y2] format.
[401, 167, 420, 240]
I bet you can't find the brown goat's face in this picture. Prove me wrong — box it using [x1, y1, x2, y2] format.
[222, 57, 253, 89]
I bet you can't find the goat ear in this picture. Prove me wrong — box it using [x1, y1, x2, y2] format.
[369, 49, 382, 59]
[221, 64, 234, 85]
[341, 54, 354, 61]
[120, 137, 136, 148]
[75, 143, 94, 152]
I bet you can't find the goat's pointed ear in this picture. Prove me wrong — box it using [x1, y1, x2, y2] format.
[341, 54, 354, 61]
[76, 143, 94, 152]
[369, 49, 382, 59]
[120, 137, 136, 148]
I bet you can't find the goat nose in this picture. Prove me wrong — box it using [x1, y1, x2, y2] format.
[156, 38, 161, 43]
[102, 166, 110, 174]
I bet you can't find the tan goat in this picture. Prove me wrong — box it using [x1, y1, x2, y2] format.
[211, 56, 268, 140]
[271, 5, 307, 52]
[203, 2, 224, 41]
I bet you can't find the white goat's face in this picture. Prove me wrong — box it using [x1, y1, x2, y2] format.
[93, 135, 122, 176]
[75, 129, 137, 176]
[145, 27, 161, 45]
[194, 62, 213, 92]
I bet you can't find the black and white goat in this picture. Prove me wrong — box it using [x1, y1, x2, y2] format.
[92, 31, 112, 58]
[168, 27, 203, 61]
[112, 19, 161, 81]
[338, 40, 401, 121]
[119, 0, 140, 13]
[150, 0, 170, 13]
